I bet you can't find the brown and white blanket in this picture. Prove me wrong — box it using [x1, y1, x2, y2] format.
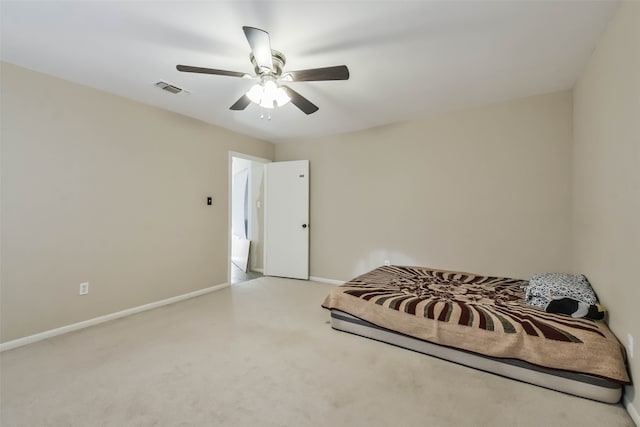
[322, 265, 630, 383]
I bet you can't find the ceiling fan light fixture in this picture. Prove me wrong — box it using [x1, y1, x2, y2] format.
[246, 83, 263, 104]
[245, 80, 290, 109]
[274, 87, 291, 107]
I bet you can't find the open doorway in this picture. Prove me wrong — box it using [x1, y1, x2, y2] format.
[229, 152, 270, 285]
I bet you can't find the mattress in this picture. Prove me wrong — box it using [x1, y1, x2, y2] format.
[322, 265, 630, 403]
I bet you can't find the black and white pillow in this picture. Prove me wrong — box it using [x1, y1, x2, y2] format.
[524, 273, 597, 309]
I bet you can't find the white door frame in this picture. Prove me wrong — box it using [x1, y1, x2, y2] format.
[228, 151, 271, 285]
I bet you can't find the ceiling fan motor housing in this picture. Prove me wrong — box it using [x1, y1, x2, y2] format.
[250, 50, 286, 76]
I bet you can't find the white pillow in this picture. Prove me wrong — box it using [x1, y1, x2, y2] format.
[524, 273, 597, 308]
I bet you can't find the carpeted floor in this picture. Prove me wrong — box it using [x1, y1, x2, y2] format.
[0, 277, 634, 426]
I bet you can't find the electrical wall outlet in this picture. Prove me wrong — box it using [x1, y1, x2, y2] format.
[384, 260, 391, 266]
[79, 282, 89, 296]
[628, 333, 634, 359]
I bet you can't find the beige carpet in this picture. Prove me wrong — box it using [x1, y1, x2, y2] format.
[0, 277, 634, 427]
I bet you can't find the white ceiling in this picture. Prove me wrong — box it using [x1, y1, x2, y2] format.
[1, 1, 617, 143]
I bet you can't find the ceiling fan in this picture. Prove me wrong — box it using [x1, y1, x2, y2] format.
[176, 26, 349, 115]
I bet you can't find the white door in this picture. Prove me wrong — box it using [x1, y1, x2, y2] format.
[264, 160, 309, 279]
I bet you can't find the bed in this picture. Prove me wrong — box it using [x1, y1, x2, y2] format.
[322, 265, 630, 403]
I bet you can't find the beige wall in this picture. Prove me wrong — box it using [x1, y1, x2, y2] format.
[572, 2, 639, 411]
[0, 62, 274, 342]
[276, 91, 574, 282]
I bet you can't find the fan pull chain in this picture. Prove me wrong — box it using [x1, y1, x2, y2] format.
[259, 108, 272, 121]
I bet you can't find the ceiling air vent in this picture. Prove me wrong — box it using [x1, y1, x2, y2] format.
[155, 81, 185, 94]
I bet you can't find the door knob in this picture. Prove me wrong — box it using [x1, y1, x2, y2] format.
[302, 224, 307, 228]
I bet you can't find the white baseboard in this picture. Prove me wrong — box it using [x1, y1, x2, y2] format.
[252, 267, 264, 273]
[0, 283, 229, 353]
[625, 395, 640, 426]
[310, 276, 345, 286]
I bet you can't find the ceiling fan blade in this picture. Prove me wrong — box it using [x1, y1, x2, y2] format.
[229, 94, 252, 111]
[281, 86, 319, 115]
[286, 65, 350, 82]
[176, 65, 246, 78]
[242, 26, 273, 71]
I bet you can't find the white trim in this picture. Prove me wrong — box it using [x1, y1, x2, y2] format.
[310, 276, 345, 286]
[252, 267, 264, 273]
[0, 283, 229, 353]
[228, 151, 272, 164]
[625, 395, 640, 426]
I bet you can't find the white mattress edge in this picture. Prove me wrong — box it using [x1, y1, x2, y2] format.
[330, 311, 622, 404]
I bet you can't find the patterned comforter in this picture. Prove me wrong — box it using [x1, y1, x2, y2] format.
[322, 265, 630, 383]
